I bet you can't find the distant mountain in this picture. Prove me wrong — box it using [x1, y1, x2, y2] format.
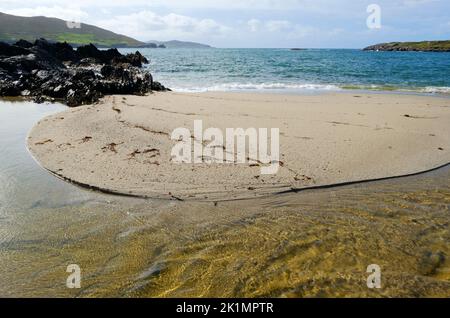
[146, 40, 212, 49]
[364, 41, 450, 52]
[0, 12, 145, 48]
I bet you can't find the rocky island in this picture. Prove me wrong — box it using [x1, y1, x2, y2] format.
[0, 39, 169, 106]
[364, 40, 450, 52]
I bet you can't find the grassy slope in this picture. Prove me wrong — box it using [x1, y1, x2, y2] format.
[0, 12, 144, 47]
[390, 41, 450, 50]
[365, 40, 450, 51]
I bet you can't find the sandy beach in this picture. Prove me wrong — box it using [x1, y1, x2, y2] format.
[27, 92, 450, 201]
[2, 98, 448, 298]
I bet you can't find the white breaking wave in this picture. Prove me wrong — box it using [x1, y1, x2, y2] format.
[171, 82, 341, 93]
[169, 82, 450, 95]
[419, 86, 450, 94]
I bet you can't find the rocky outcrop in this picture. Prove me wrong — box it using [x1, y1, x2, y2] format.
[364, 41, 450, 52]
[0, 39, 169, 106]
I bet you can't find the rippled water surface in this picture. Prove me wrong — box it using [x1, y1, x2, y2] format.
[120, 48, 450, 94]
[0, 100, 449, 297]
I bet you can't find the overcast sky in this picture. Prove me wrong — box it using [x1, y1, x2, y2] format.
[1, 0, 449, 48]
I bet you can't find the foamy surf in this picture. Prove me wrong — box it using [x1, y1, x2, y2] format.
[169, 82, 450, 95]
[171, 82, 341, 93]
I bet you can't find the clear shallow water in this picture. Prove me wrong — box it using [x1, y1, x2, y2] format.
[119, 48, 450, 94]
[0, 100, 449, 297]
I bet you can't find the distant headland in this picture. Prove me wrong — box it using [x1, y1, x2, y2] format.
[364, 40, 450, 52]
[0, 12, 211, 49]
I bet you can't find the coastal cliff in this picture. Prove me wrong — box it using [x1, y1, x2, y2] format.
[364, 40, 450, 52]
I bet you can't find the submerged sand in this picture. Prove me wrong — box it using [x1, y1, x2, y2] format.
[27, 92, 450, 200]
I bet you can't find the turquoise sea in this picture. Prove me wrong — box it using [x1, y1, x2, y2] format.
[121, 48, 450, 94]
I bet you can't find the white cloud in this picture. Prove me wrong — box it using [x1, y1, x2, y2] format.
[243, 18, 345, 44]
[286, 25, 318, 39]
[3, 5, 88, 22]
[0, 0, 315, 11]
[1, 0, 447, 48]
[245, 19, 314, 37]
[266, 20, 292, 32]
[402, 0, 438, 7]
[248, 19, 305, 34]
[96, 11, 231, 41]
[247, 19, 261, 32]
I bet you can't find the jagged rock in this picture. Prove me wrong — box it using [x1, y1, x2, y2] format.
[77, 58, 99, 67]
[0, 81, 20, 96]
[77, 44, 122, 64]
[0, 41, 30, 56]
[14, 39, 34, 49]
[54, 42, 78, 61]
[0, 39, 169, 106]
[112, 51, 149, 67]
[152, 81, 171, 92]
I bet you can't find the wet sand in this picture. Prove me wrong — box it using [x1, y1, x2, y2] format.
[0, 99, 449, 297]
[28, 92, 450, 201]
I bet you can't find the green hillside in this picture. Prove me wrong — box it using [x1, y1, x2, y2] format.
[364, 40, 450, 52]
[0, 12, 144, 47]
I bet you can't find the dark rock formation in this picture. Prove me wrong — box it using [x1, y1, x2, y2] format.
[0, 39, 169, 106]
[112, 51, 149, 67]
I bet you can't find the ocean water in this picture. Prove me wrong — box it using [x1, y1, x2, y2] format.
[120, 48, 450, 94]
